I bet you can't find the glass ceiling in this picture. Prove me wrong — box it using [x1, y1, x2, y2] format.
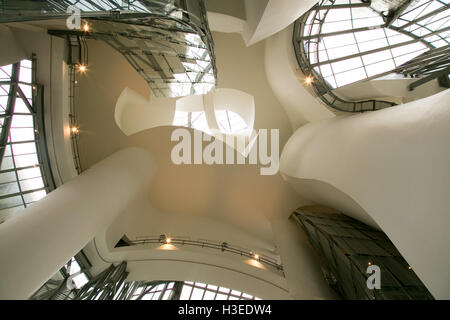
[0, 0, 217, 98]
[298, 0, 450, 88]
[173, 110, 248, 135]
[0, 60, 54, 224]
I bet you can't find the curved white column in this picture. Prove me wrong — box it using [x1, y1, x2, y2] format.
[264, 24, 335, 130]
[279, 89, 450, 299]
[0, 147, 156, 299]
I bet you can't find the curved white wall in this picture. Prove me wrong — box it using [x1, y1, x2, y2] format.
[0, 25, 26, 66]
[207, 0, 317, 47]
[1, 25, 78, 186]
[279, 89, 450, 299]
[0, 147, 155, 299]
[264, 24, 335, 131]
[115, 87, 175, 136]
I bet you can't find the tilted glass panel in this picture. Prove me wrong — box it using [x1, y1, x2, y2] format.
[298, 0, 449, 89]
[0, 0, 217, 98]
[0, 60, 50, 224]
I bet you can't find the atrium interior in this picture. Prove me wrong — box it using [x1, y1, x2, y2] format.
[0, 0, 449, 300]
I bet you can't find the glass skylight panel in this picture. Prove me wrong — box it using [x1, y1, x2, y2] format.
[177, 282, 259, 300]
[394, 50, 428, 66]
[190, 111, 209, 133]
[215, 293, 228, 300]
[365, 60, 396, 77]
[391, 43, 427, 57]
[180, 285, 192, 299]
[0, 60, 50, 223]
[321, 19, 353, 33]
[331, 57, 363, 75]
[334, 67, 367, 86]
[327, 44, 359, 59]
[352, 16, 384, 28]
[191, 287, 204, 300]
[325, 8, 351, 22]
[215, 110, 248, 134]
[323, 34, 356, 49]
[318, 64, 333, 77]
[203, 290, 216, 300]
[299, 0, 449, 88]
[72, 273, 89, 289]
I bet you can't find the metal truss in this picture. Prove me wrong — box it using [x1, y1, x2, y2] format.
[293, 0, 450, 112]
[0, 56, 56, 224]
[293, 207, 434, 300]
[30, 251, 92, 300]
[31, 256, 262, 300]
[0, 0, 217, 98]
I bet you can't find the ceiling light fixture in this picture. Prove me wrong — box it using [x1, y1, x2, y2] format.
[305, 76, 313, 85]
[78, 65, 87, 73]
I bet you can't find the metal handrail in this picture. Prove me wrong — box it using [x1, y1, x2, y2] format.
[118, 235, 284, 272]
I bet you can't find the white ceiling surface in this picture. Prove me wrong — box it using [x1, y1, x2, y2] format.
[206, 2, 336, 131]
[76, 33, 305, 266]
[206, 0, 318, 47]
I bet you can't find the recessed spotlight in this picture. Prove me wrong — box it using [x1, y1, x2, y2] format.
[78, 65, 87, 73]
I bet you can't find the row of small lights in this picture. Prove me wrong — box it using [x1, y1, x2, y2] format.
[77, 23, 90, 74]
[161, 235, 261, 262]
[70, 23, 90, 136]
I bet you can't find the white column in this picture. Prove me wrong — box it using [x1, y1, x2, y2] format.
[271, 217, 338, 299]
[279, 89, 450, 299]
[0, 147, 155, 299]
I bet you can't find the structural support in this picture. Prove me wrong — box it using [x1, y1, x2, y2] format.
[0, 147, 155, 299]
[270, 217, 337, 300]
[0, 63, 19, 166]
[408, 66, 450, 91]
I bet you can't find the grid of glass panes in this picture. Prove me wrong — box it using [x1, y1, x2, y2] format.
[180, 282, 261, 300]
[128, 282, 176, 300]
[214, 110, 248, 134]
[302, 0, 449, 88]
[0, 60, 49, 224]
[173, 111, 210, 134]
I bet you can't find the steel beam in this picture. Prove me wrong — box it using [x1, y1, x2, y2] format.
[408, 65, 450, 90]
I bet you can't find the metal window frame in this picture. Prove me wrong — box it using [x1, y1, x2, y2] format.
[0, 57, 56, 223]
[293, 0, 450, 112]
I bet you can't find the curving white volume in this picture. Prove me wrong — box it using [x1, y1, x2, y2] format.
[0, 147, 156, 299]
[279, 89, 450, 299]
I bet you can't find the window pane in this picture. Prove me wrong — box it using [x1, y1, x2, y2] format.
[180, 285, 192, 300]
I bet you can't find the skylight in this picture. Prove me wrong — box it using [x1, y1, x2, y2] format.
[0, 60, 53, 224]
[179, 282, 261, 300]
[172, 110, 248, 135]
[299, 0, 450, 88]
[173, 111, 211, 134]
